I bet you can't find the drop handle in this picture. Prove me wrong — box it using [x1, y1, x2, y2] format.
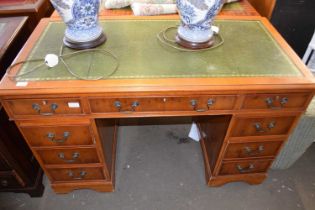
[254, 123, 265, 133]
[265, 97, 288, 109]
[236, 164, 255, 173]
[265, 97, 275, 108]
[254, 121, 276, 133]
[58, 152, 80, 163]
[32, 103, 58, 115]
[114, 101, 139, 113]
[207, 99, 215, 107]
[267, 121, 276, 129]
[68, 170, 87, 180]
[190, 99, 215, 112]
[244, 145, 264, 156]
[280, 97, 289, 105]
[1, 180, 8, 187]
[47, 131, 70, 143]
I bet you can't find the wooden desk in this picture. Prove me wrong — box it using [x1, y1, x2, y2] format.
[0, 16, 314, 194]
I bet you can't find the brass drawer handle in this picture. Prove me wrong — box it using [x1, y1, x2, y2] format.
[265, 97, 288, 109]
[1, 180, 8, 187]
[280, 97, 289, 105]
[244, 145, 264, 156]
[68, 170, 87, 180]
[114, 101, 139, 113]
[32, 103, 58, 115]
[47, 131, 70, 143]
[254, 121, 276, 133]
[254, 123, 265, 132]
[58, 152, 80, 163]
[190, 99, 215, 112]
[268, 121, 276, 129]
[236, 164, 255, 173]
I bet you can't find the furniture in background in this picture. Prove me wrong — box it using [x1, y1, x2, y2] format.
[270, 0, 315, 58]
[0, 16, 314, 193]
[0, 16, 44, 197]
[50, 0, 260, 18]
[0, 17, 28, 77]
[247, 0, 275, 19]
[219, 0, 260, 16]
[303, 31, 315, 73]
[0, 0, 54, 34]
[0, 107, 44, 197]
[244, 0, 315, 58]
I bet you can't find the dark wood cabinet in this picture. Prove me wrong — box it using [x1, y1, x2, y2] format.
[0, 17, 29, 77]
[0, 16, 44, 197]
[245, 0, 315, 58]
[0, 107, 44, 197]
[0, 0, 54, 37]
[271, 0, 315, 57]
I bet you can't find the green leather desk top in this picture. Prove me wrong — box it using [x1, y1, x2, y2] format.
[222, 2, 243, 10]
[17, 19, 302, 81]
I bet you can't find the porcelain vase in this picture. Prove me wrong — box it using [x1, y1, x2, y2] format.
[176, 0, 224, 49]
[50, 0, 106, 49]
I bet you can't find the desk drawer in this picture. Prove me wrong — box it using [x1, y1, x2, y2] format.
[48, 167, 105, 182]
[219, 159, 272, 175]
[0, 171, 25, 189]
[242, 93, 310, 110]
[224, 140, 283, 159]
[89, 97, 165, 113]
[20, 125, 95, 147]
[5, 98, 83, 117]
[0, 158, 10, 171]
[230, 116, 296, 137]
[163, 95, 236, 111]
[89, 95, 236, 113]
[36, 148, 100, 165]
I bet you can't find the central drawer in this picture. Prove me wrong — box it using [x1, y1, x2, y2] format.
[89, 95, 236, 113]
[35, 148, 100, 165]
[89, 97, 165, 113]
[163, 95, 237, 111]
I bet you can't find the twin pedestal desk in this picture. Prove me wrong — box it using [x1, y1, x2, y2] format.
[0, 16, 314, 193]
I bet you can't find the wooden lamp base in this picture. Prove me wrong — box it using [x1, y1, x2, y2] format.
[175, 34, 215, 50]
[63, 33, 107, 50]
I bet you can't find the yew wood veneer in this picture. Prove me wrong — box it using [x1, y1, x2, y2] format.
[0, 16, 314, 193]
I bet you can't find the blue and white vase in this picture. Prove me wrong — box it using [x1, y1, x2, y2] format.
[176, 0, 223, 47]
[50, 0, 106, 48]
